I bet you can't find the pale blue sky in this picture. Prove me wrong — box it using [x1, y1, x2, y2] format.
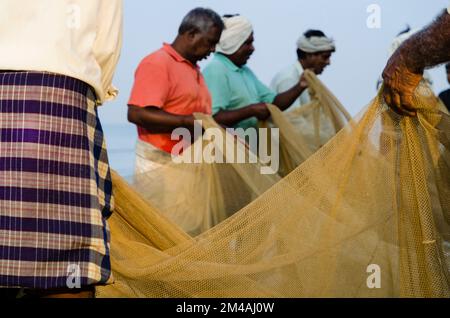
[99, 0, 450, 124]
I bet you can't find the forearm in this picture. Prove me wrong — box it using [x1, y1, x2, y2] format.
[127, 105, 194, 134]
[272, 84, 305, 111]
[213, 106, 256, 127]
[401, 10, 450, 72]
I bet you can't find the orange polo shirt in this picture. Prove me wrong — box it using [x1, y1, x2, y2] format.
[128, 43, 212, 153]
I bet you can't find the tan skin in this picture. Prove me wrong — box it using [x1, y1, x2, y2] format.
[300, 50, 333, 75]
[382, 9, 450, 116]
[213, 33, 309, 127]
[127, 25, 223, 134]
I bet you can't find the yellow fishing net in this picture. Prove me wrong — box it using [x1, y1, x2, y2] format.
[130, 114, 280, 236]
[129, 71, 349, 233]
[262, 70, 352, 176]
[97, 83, 450, 298]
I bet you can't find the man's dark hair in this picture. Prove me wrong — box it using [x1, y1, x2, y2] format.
[178, 8, 224, 35]
[397, 25, 411, 37]
[297, 29, 328, 60]
[223, 14, 239, 18]
[303, 29, 326, 38]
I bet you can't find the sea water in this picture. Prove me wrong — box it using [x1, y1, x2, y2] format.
[102, 123, 137, 178]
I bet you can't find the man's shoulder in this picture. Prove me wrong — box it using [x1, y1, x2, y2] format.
[439, 88, 450, 99]
[439, 88, 450, 105]
[203, 57, 228, 76]
[138, 48, 171, 68]
[240, 65, 259, 79]
[274, 64, 299, 82]
[271, 63, 299, 88]
[277, 63, 300, 78]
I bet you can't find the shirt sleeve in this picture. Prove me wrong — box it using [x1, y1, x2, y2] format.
[249, 69, 276, 104]
[203, 65, 232, 115]
[128, 58, 170, 108]
[93, 0, 123, 104]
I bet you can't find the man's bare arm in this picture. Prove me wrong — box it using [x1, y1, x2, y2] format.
[127, 105, 194, 134]
[213, 103, 270, 127]
[382, 9, 450, 115]
[404, 10, 450, 72]
[273, 73, 308, 111]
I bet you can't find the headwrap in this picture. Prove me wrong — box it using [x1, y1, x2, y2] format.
[388, 28, 419, 57]
[296, 35, 335, 53]
[216, 16, 253, 55]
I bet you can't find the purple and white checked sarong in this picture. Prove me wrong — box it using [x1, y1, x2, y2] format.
[0, 72, 114, 289]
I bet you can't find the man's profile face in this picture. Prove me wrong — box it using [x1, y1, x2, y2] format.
[307, 51, 333, 75]
[189, 26, 222, 63]
[229, 33, 255, 67]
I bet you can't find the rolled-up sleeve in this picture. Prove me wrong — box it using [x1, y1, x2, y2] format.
[251, 72, 276, 104]
[94, 0, 123, 104]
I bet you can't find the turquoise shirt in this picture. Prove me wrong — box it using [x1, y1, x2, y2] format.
[202, 53, 277, 130]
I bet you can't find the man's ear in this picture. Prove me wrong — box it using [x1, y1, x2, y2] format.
[302, 53, 311, 64]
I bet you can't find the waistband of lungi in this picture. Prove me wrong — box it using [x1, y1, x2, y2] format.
[0, 71, 95, 100]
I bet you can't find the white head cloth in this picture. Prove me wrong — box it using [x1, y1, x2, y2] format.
[296, 35, 335, 53]
[388, 28, 419, 57]
[216, 16, 253, 55]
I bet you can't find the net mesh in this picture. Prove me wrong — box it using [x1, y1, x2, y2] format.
[129, 71, 349, 234]
[130, 114, 280, 236]
[262, 70, 351, 176]
[285, 70, 352, 152]
[96, 83, 450, 298]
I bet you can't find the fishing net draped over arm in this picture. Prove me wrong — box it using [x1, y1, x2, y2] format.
[127, 114, 280, 236]
[119, 71, 349, 234]
[262, 70, 352, 176]
[97, 84, 450, 297]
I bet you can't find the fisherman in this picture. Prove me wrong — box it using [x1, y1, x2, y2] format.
[383, 7, 450, 115]
[271, 29, 335, 111]
[0, 0, 122, 298]
[127, 8, 224, 173]
[202, 15, 308, 132]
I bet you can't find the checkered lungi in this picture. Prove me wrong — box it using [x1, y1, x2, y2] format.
[0, 71, 114, 289]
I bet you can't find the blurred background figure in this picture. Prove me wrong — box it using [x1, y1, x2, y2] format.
[377, 26, 434, 90]
[382, 7, 450, 115]
[203, 14, 308, 132]
[271, 29, 335, 112]
[127, 8, 224, 173]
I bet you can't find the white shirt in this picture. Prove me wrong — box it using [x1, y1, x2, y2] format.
[270, 61, 311, 112]
[0, 0, 123, 104]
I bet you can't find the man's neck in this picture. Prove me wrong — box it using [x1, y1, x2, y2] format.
[223, 54, 243, 68]
[171, 37, 197, 65]
[298, 59, 308, 70]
